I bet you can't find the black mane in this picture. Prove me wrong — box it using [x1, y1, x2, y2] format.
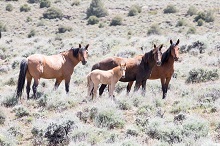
[161, 45, 173, 64]
[72, 48, 79, 57]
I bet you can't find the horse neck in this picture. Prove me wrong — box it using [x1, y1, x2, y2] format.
[112, 66, 122, 79]
[143, 50, 155, 68]
[62, 49, 80, 67]
[161, 47, 174, 65]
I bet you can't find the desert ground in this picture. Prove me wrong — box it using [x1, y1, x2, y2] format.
[0, 0, 220, 145]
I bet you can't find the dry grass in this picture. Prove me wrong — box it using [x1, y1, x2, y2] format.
[0, 0, 220, 145]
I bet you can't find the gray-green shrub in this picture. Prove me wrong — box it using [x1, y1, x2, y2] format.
[58, 25, 72, 33]
[187, 27, 196, 34]
[20, 4, 31, 12]
[71, 0, 80, 6]
[194, 11, 215, 22]
[6, 4, 13, 11]
[147, 24, 161, 35]
[128, 4, 142, 16]
[187, 6, 197, 16]
[186, 68, 219, 83]
[110, 16, 122, 26]
[43, 7, 63, 19]
[0, 111, 6, 125]
[12, 105, 30, 118]
[1, 95, 18, 107]
[176, 19, 187, 27]
[86, 0, 108, 18]
[0, 22, 7, 32]
[40, 0, 51, 8]
[28, 0, 39, 3]
[28, 29, 36, 38]
[87, 16, 99, 25]
[94, 109, 125, 129]
[197, 19, 204, 26]
[163, 5, 178, 14]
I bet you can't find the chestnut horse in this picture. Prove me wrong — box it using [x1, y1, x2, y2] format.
[87, 62, 126, 100]
[91, 44, 163, 95]
[16, 44, 89, 100]
[127, 39, 180, 99]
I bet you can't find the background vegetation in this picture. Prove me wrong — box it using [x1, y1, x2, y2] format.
[0, 0, 220, 145]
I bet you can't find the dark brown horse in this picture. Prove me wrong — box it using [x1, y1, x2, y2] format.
[92, 44, 163, 95]
[16, 44, 89, 99]
[127, 39, 180, 99]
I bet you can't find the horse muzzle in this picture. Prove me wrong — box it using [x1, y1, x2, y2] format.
[82, 60, 87, 65]
[174, 57, 179, 61]
[156, 61, 162, 66]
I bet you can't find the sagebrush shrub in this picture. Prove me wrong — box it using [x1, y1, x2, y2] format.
[128, 4, 142, 16]
[43, 7, 63, 19]
[71, 0, 80, 6]
[1, 95, 18, 107]
[0, 22, 7, 32]
[187, 27, 196, 34]
[195, 11, 215, 22]
[186, 68, 219, 83]
[12, 105, 30, 118]
[197, 19, 204, 26]
[147, 24, 161, 35]
[28, 29, 36, 38]
[87, 16, 99, 25]
[20, 4, 31, 12]
[28, 0, 39, 3]
[58, 25, 72, 33]
[6, 4, 13, 11]
[0, 111, 6, 125]
[187, 6, 197, 16]
[163, 5, 178, 13]
[110, 16, 122, 26]
[86, 0, 108, 18]
[40, 0, 51, 8]
[176, 19, 187, 27]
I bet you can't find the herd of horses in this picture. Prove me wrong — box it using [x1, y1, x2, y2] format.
[16, 39, 180, 101]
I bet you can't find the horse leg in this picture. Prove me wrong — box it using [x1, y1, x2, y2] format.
[26, 72, 32, 100]
[99, 84, 107, 96]
[32, 78, 40, 99]
[127, 81, 134, 94]
[54, 79, 62, 90]
[93, 84, 99, 100]
[160, 78, 166, 99]
[109, 84, 115, 101]
[87, 80, 94, 99]
[141, 80, 147, 96]
[65, 76, 71, 94]
[163, 77, 171, 99]
[134, 81, 142, 92]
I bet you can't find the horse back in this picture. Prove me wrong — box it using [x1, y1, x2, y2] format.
[92, 57, 123, 71]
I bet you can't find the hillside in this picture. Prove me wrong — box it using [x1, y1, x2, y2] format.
[0, 0, 220, 145]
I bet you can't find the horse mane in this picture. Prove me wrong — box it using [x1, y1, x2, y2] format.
[161, 45, 173, 64]
[143, 50, 153, 63]
[72, 48, 79, 58]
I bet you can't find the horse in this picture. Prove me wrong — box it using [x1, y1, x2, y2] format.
[16, 44, 89, 100]
[127, 39, 180, 99]
[87, 62, 126, 100]
[91, 44, 163, 95]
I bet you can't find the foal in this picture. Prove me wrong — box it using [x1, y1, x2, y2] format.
[87, 62, 126, 100]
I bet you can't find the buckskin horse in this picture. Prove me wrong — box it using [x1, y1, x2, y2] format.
[91, 44, 163, 95]
[16, 44, 89, 100]
[127, 39, 180, 99]
[87, 62, 126, 100]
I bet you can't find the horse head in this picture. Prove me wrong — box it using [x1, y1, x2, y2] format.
[77, 44, 89, 65]
[170, 39, 180, 61]
[153, 44, 163, 66]
[120, 62, 126, 78]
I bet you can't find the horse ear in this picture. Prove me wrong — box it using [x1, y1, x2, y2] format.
[170, 40, 173, 45]
[153, 44, 156, 49]
[79, 44, 81, 48]
[159, 44, 163, 50]
[176, 39, 180, 46]
[85, 44, 89, 50]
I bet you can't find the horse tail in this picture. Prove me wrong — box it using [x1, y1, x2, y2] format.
[87, 73, 94, 96]
[87, 73, 92, 87]
[16, 59, 28, 99]
[91, 63, 100, 71]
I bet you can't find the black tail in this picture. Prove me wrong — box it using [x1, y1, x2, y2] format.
[91, 63, 100, 71]
[16, 59, 28, 99]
